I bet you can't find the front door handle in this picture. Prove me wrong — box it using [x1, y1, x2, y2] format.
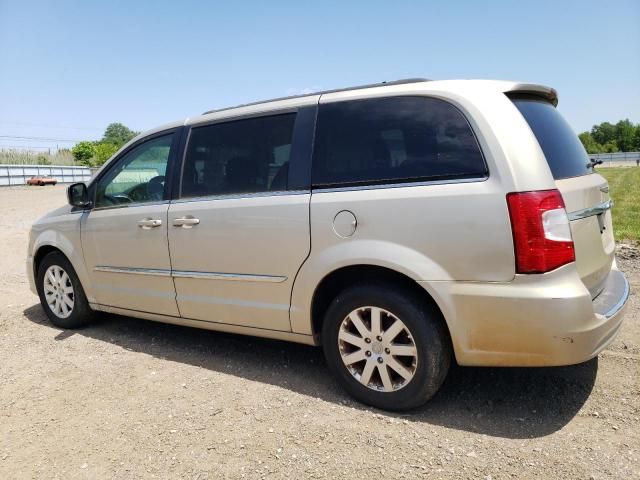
[138, 218, 162, 229]
[173, 216, 200, 228]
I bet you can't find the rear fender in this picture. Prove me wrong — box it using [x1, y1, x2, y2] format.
[289, 239, 450, 335]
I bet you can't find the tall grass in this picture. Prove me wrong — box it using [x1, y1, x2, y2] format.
[0, 149, 78, 166]
[597, 167, 640, 243]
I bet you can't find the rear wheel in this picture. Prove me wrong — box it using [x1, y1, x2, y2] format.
[36, 251, 95, 328]
[322, 283, 450, 410]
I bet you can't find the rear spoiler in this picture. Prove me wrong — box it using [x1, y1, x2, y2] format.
[504, 83, 558, 107]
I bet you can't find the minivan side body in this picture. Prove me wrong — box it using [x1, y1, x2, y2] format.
[27, 79, 629, 409]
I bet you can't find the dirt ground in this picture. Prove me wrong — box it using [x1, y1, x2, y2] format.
[0, 185, 638, 480]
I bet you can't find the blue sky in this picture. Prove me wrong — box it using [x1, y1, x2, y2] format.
[0, 0, 638, 151]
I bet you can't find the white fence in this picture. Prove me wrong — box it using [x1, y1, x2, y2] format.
[0, 164, 92, 186]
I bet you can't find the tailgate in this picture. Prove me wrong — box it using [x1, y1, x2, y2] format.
[556, 174, 615, 297]
[510, 94, 615, 297]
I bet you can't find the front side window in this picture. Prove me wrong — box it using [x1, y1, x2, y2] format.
[95, 134, 174, 208]
[180, 113, 296, 198]
[312, 96, 487, 188]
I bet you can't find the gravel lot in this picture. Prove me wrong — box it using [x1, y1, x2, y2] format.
[1, 185, 638, 479]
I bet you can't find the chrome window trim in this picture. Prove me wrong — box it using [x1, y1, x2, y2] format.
[93, 266, 287, 283]
[567, 199, 614, 221]
[172, 189, 310, 204]
[312, 175, 488, 193]
[94, 266, 172, 277]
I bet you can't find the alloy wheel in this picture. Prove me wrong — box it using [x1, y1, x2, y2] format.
[338, 306, 418, 392]
[43, 265, 75, 319]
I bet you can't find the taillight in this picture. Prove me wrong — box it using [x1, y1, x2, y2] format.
[506, 189, 575, 274]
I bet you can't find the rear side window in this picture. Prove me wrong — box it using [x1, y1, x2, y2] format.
[511, 96, 591, 179]
[312, 96, 486, 188]
[181, 113, 296, 198]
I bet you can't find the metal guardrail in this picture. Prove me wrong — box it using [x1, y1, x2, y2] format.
[589, 152, 640, 163]
[0, 164, 92, 186]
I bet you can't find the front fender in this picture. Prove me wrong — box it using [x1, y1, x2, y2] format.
[29, 211, 94, 303]
[289, 239, 451, 335]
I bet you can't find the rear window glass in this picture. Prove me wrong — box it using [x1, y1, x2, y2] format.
[511, 96, 591, 179]
[312, 96, 487, 188]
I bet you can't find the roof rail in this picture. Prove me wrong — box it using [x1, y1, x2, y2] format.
[202, 78, 430, 115]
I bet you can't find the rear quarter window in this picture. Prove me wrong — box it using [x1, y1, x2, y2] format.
[510, 95, 591, 179]
[312, 96, 487, 188]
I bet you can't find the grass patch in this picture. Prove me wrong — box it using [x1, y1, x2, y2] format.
[597, 167, 640, 243]
[0, 150, 76, 166]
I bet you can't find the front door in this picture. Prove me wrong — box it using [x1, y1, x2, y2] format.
[81, 132, 179, 316]
[167, 112, 311, 331]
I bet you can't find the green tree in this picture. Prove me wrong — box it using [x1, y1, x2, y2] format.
[93, 142, 119, 166]
[102, 123, 138, 147]
[591, 122, 617, 145]
[615, 119, 636, 152]
[71, 141, 95, 165]
[602, 141, 619, 153]
[580, 120, 640, 154]
[578, 132, 602, 153]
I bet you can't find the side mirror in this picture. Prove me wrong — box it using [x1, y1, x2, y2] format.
[67, 182, 91, 208]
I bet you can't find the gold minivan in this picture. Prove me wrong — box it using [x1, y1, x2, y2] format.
[27, 79, 629, 410]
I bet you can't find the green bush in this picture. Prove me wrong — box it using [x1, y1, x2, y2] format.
[71, 141, 96, 166]
[93, 142, 119, 166]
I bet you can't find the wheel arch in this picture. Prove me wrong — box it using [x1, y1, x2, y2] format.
[31, 234, 95, 304]
[306, 264, 452, 347]
[33, 244, 64, 277]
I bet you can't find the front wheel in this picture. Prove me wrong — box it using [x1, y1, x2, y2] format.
[322, 284, 451, 410]
[36, 251, 95, 328]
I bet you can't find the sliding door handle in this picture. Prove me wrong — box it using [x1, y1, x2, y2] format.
[138, 218, 162, 229]
[173, 216, 200, 228]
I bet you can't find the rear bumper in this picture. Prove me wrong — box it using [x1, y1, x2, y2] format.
[421, 264, 629, 367]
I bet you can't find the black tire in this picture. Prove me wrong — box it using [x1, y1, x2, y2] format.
[36, 251, 95, 329]
[322, 283, 451, 411]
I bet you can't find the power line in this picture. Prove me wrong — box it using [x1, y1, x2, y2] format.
[0, 120, 104, 132]
[0, 134, 83, 142]
[0, 145, 54, 150]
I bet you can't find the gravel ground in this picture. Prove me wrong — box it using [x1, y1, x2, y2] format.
[0, 185, 638, 479]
